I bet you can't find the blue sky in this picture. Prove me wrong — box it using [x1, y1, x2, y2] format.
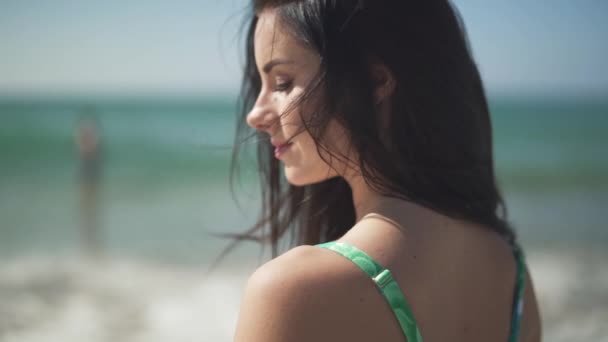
[1, 0, 606, 97]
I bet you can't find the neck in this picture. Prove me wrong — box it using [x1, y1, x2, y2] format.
[345, 170, 444, 232]
[346, 173, 399, 221]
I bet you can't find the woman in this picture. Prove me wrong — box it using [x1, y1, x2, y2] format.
[228, 0, 542, 341]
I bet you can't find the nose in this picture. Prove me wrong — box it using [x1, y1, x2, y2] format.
[246, 94, 277, 133]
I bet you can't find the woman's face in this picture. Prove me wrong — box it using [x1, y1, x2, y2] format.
[247, 8, 351, 186]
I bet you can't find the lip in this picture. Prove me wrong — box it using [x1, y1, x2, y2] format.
[270, 139, 288, 148]
[274, 142, 292, 159]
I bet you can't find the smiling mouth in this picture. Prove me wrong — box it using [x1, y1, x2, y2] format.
[274, 142, 293, 159]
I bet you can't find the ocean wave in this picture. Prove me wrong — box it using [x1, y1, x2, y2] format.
[1, 247, 607, 341]
[0, 256, 250, 342]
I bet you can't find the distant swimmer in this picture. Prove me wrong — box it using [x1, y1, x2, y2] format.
[75, 112, 103, 259]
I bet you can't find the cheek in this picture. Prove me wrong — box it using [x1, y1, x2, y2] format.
[312, 121, 354, 174]
[281, 110, 303, 135]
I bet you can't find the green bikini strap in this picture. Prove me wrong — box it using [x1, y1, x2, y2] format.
[508, 242, 526, 342]
[316, 241, 423, 342]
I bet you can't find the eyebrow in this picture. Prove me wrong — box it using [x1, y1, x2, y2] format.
[262, 58, 295, 74]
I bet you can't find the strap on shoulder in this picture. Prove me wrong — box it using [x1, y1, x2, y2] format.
[316, 241, 423, 342]
[508, 242, 527, 342]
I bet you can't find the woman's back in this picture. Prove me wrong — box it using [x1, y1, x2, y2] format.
[327, 211, 542, 341]
[235, 207, 541, 342]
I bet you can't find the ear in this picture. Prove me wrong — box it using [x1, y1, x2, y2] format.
[370, 63, 396, 105]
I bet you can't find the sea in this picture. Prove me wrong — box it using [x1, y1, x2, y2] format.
[0, 94, 607, 341]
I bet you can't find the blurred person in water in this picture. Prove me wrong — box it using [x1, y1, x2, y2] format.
[75, 111, 103, 258]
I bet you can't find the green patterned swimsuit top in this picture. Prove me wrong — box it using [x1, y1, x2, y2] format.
[314, 213, 527, 342]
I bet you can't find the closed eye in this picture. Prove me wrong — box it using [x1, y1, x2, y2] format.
[273, 80, 293, 92]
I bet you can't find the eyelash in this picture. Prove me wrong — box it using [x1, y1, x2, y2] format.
[273, 80, 293, 92]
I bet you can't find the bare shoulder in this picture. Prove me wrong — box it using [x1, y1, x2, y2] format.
[234, 245, 402, 342]
[244, 245, 349, 294]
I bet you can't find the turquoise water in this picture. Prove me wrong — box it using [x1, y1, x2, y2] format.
[1, 96, 607, 341]
[0, 96, 607, 262]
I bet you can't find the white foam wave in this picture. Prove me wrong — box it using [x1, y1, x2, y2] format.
[1, 247, 607, 341]
[0, 256, 251, 342]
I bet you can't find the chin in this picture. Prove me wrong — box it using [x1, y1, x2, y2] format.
[284, 166, 337, 186]
[284, 168, 313, 186]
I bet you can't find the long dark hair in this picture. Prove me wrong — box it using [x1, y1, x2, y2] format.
[210, 0, 515, 268]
